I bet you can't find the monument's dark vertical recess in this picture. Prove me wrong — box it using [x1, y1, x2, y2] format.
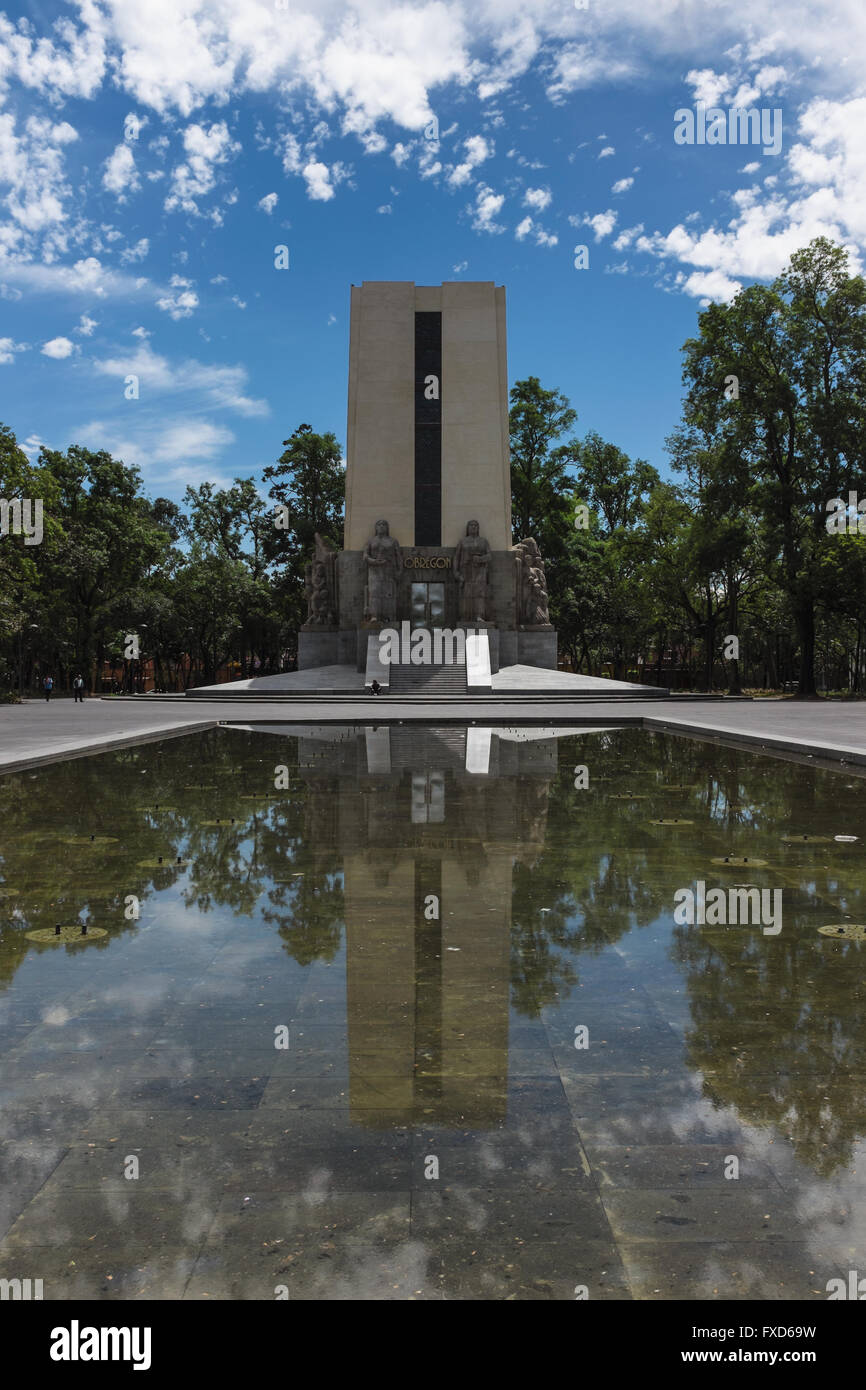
[414, 856, 443, 1105]
[414, 310, 441, 545]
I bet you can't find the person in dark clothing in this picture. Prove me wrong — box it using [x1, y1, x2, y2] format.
[42, 675, 53, 702]
[370, 679, 381, 696]
[73, 674, 85, 703]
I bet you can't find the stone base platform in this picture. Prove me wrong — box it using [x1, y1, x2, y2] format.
[185, 664, 670, 699]
[299, 627, 559, 674]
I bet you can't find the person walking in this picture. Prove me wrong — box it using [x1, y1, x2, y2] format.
[42, 674, 53, 702]
[73, 674, 85, 703]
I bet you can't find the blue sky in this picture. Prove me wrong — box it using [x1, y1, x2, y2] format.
[1, 0, 864, 503]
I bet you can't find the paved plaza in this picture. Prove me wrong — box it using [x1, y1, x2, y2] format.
[1, 693, 864, 774]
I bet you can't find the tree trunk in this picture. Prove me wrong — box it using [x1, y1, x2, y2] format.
[795, 601, 818, 696]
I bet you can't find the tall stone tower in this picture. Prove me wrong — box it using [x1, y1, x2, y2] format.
[298, 280, 556, 673]
[344, 281, 512, 551]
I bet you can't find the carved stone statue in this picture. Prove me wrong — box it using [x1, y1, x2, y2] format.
[512, 536, 551, 627]
[453, 519, 490, 622]
[303, 532, 338, 628]
[363, 519, 402, 622]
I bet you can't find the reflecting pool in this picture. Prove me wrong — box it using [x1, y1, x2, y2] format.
[1, 724, 865, 1299]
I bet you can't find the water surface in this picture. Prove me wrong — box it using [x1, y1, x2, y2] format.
[1, 724, 864, 1300]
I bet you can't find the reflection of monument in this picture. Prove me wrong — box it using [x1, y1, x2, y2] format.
[290, 726, 561, 1128]
[298, 281, 557, 672]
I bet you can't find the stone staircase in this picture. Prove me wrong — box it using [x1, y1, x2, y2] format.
[388, 656, 468, 694]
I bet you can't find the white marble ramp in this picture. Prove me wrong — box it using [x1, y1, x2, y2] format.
[189, 665, 365, 694]
[491, 664, 667, 696]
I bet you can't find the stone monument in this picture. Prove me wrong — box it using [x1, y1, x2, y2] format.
[297, 281, 557, 671]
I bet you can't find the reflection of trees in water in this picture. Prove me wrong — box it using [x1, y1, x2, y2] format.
[263, 872, 344, 966]
[655, 746, 866, 1176]
[673, 922, 866, 1177]
[0, 743, 169, 985]
[0, 728, 347, 985]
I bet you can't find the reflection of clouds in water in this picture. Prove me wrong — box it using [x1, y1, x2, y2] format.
[74, 973, 178, 1015]
[668, 1089, 746, 1142]
[793, 1143, 866, 1263]
[41, 1004, 71, 1026]
[148, 897, 228, 937]
[301, 1168, 332, 1206]
[477, 1142, 505, 1173]
[209, 940, 284, 969]
[314, 1239, 431, 1301]
[627, 1247, 780, 1299]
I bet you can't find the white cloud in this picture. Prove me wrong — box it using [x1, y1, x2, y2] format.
[75, 417, 237, 484]
[636, 94, 866, 297]
[0, 336, 28, 364]
[448, 134, 493, 187]
[21, 433, 46, 458]
[676, 268, 743, 303]
[231, 295, 247, 309]
[515, 215, 557, 246]
[156, 274, 200, 319]
[685, 68, 733, 107]
[452, 260, 468, 273]
[598, 146, 615, 159]
[613, 222, 644, 250]
[469, 183, 505, 234]
[0, 11, 105, 101]
[165, 121, 240, 216]
[548, 44, 634, 102]
[612, 177, 634, 194]
[755, 64, 788, 94]
[0, 114, 77, 242]
[741, 162, 761, 174]
[120, 237, 150, 264]
[102, 143, 139, 198]
[477, 16, 540, 100]
[0, 1, 863, 141]
[75, 314, 98, 336]
[91, 342, 268, 417]
[302, 160, 335, 201]
[258, 192, 278, 214]
[583, 209, 618, 240]
[376, 203, 392, 214]
[41, 336, 75, 359]
[523, 186, 552, 211]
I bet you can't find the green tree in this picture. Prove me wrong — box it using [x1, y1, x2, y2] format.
[679, 237, 866, 696]
[509, 377, 580, 558]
